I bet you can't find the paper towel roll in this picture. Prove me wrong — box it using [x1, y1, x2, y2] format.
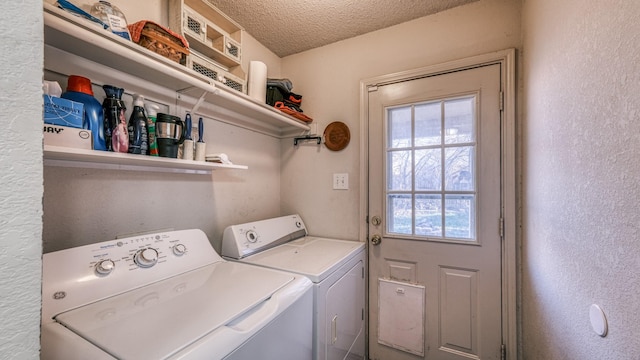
[248, 61, 267, 102]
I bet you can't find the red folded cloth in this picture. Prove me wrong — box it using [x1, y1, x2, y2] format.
[275, 102, 313, 123]
[128, 20, 190, 49]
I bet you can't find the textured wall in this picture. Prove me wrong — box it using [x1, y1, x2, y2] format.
[0, 1, 43, 359]
[521, 0, 640, 358]
[280, 0, 521, 240]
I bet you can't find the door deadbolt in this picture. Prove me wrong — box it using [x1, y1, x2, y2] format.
[371, 234, 382, 246]
[371, 216, 381, 226]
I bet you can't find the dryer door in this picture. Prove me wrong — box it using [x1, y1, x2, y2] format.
[323, 257, 366, 360]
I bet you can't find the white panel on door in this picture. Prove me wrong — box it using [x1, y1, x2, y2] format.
[378, 278, 425, 356]
[386, 259, 416, 283]
[439, 267, 478, 356]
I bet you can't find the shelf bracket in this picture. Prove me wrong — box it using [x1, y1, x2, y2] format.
[294, 135, 322, 146]
[191, 90, 209, 114]
[176, 82, 219, 115]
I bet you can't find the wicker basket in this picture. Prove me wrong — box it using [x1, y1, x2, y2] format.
[137, 23, 189, 65]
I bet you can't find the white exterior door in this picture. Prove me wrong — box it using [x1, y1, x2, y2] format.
[367, 64, 503, 360]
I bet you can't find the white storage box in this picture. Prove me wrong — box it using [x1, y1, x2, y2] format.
[44, 124, 92, 150]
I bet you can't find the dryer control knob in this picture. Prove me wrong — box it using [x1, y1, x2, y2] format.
[134, 248, 159, 268]
[246, 230, 258, 243]
[172, 244, 187, 256]
[95, 259, 115, 276]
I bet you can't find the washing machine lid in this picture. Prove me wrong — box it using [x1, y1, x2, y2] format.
[240, 236, 365, 283]
[54, 261, 294, 360]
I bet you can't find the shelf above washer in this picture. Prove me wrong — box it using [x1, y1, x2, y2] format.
[43, 3, 310, 138]
[44, 145, 248, 174]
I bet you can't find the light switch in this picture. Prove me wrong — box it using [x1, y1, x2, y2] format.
[333, 173, 349, 190]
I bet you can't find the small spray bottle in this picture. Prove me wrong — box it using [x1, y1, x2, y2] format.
[145, 103, 160, 156]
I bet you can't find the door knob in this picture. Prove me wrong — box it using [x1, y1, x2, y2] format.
[371, 234, 382, 246]
[371, 216, 381, 226]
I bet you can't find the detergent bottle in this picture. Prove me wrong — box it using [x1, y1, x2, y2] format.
[61, 75, 107, 151]
[127, 94, 148, 155]
[102, 85, 128, 153]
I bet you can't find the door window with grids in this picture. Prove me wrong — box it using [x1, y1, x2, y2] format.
[386, 96, 477, 241]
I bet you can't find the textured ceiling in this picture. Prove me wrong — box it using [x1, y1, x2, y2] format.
[207, 0, 478, 57]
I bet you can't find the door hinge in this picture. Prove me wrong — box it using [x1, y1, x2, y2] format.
[499, 91, 504, 111]
[501, 344, 506, 360]
[499, 217, 504, 238]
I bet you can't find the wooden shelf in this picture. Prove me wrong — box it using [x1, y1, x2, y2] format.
[44, 146, 248, 174]
[43, 3, 310, 138]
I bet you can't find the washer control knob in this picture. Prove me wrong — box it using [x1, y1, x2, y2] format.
[172, 244, 187, 256]
[95, 259, 115, 276]
[246, 230, 258, 243]
[134, 248, 159, 268]
[295, 221, 302, 228]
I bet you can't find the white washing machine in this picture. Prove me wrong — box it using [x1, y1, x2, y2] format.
[41, 229, 314, 360]
[221, 214, 366, 360]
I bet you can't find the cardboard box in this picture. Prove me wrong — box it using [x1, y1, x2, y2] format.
[44, 124, 92, 150]
[43, 95, 84, 128]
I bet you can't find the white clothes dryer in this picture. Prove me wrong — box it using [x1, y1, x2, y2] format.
[221, 214, 366, 360]
[41, 229, 313, 360]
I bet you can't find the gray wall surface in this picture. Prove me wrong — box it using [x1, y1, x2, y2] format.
[0, 0, 43, 358]
[521, 0, 640, 358]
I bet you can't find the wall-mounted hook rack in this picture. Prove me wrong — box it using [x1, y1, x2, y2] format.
[294, 135, 322, 146]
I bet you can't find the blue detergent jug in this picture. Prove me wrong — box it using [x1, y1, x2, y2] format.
[61, 75, 107, 151]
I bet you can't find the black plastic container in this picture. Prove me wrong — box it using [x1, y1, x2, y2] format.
[155, 113, 185, 158]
